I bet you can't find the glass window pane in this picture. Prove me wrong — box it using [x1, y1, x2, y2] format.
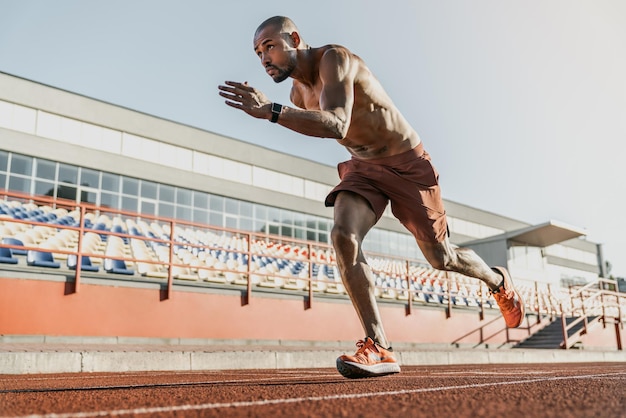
[58, 163, 78, 184]
[268, 224, 279, 235]
[253, 220, 265, 232]
[10, 154, 32, 176]
[101, 192, 119, 209]
[240, 217, 253, 231]
[268, 207, 280, 222]
[0, 173, 6, 190]
[193, 208, 209, 224]
[281, 225, 293, 237]
[209, 195, 223, 211]
[122, 177, 139, 195]
[193, 191, 208, 209]
[102, 173, 120, 192]
[159, 184, 175, 202]
[225, 216, 237, 229]
[240, 201, 252, 217]
[209, 212, 222, 227]
[0, 151, 8, 172]
[56, 184, 77, 201]
[79, 189, 97, 204]
[8, 176, 31, 193]
[35, 180, 55, 197]
[293, 212, 304, 227]
[35, 159, 56, 180]
[255, 205, 267, 221]
[141, 181, 157, 199]
[281, 211, 293, 225]
[139, 199, 156, 215]
[177, 206, 191, 222]
[225, 198, 238, 214]
[159, 202, 174, 218]
[176, 188, 191, 206]
[80, 168, 99, 188]
[122, 196, 138, 212]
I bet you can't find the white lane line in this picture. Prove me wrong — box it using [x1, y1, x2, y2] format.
[7, 372, 625, 418]
[0, 375, 342, 394]
[1, 370, 335, 383]
[1, 373, 341, 390]
[0, 370, 261, 382]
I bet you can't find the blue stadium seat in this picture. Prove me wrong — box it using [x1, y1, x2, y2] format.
[103, 258, 134, 275]
[0, 247, 18, 264]
[67, 254, 100, 272]
[2, 237, 27, 255]
[111, 225, 125, 234]
[26, 250, 61, 268]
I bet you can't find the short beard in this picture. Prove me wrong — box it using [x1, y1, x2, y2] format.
[271, 52, 297, 83]
[272, 68, 292, 83]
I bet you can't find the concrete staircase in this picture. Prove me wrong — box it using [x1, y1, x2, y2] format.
[514, 316, 600, 349]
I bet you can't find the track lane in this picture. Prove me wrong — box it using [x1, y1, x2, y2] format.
[1, 363, 625, 418]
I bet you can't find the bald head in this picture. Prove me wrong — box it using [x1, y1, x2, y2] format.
[253, 16, 306, 83]
[255, 16, 299, 37]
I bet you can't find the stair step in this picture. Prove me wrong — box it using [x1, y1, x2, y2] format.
[513, 316, 600, 349]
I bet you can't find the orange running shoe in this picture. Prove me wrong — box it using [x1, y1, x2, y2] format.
[491, 266, 525, 328]
[336, 337, 400, 378]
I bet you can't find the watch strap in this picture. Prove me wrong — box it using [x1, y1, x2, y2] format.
[270, 103, 283, 123]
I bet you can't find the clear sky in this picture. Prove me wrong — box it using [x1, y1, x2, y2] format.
[1, 0, 625, 277]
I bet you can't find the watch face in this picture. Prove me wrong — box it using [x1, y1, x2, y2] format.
[272, 103, 282, 113]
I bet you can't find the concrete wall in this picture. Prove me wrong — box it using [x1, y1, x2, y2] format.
[1, 276, 527, 347]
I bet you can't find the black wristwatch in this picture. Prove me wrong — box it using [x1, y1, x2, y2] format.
[270, 103, 283, 123]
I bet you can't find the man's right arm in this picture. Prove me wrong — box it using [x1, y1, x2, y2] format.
[276, 48, 355, 139]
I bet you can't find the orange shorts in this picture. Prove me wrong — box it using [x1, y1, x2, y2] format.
[325, 143, 448, 243]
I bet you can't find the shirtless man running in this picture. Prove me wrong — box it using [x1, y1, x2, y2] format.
[218, 16, 524, 379]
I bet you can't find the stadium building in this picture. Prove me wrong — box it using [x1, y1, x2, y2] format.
[0, 72, 619, 350]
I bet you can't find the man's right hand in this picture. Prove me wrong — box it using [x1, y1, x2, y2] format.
[218, 81, 272, 121]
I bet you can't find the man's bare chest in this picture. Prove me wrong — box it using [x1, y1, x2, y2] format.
[294, 84, 322, 110]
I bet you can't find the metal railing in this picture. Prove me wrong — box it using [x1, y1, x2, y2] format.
[1, 190, 620, 335]
[560, 278, 624, 350]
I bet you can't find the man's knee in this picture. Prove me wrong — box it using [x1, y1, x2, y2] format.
[426, 252, 449, 271]
[331, 224, 359, 251]
[421, 242, 455, 271]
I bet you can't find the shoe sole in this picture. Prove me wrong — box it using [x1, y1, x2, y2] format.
[336, 358, 401, 379]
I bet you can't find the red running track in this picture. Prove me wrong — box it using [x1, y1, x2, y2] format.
[1, 363, 625, 418]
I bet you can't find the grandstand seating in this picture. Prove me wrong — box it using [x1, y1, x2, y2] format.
[0, 198, 568, 314]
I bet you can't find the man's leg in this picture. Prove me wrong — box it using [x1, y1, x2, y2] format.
[332, 191, 400, 378]
[416, 237, 525, 327]
[416, 237, 502, 290]
[331, 191, 390, 347]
